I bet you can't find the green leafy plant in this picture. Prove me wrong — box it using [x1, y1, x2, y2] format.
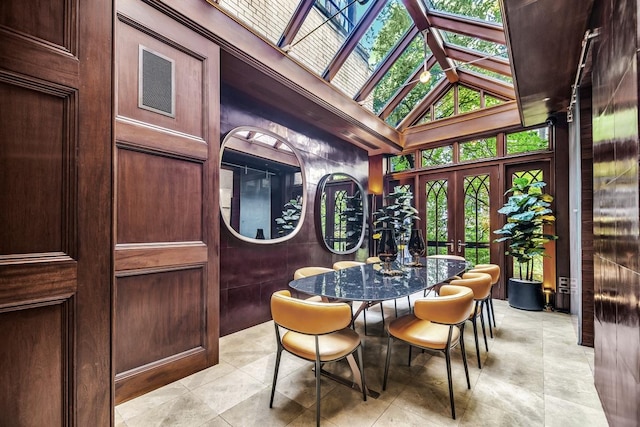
[373, 190, 420, 241]
[340, 192, 364, 248]
[275, 196, 302, 236]
[493, 177, 557, 281]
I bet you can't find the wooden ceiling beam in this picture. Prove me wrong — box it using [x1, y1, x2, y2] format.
[354, 26, 419, 102]
[322, 0, 387, 81]
[445, 44, 511, 76]
[403, 101, 521, 148]
[457, 69, 515, 99]
[378, 55, 438, 120]
[427, 10, 506, 44]
[402, 0, 458, 83]
[277, 0, 315, 48]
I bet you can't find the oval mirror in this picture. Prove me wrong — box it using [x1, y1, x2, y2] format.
[316, 173, 367, 254]
[219, 126, 306, 244]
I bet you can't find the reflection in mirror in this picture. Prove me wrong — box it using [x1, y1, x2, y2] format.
[220, 126, 305, 244]
[316, 173, 366, 254]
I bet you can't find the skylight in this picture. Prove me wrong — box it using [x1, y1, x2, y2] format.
[215, 0, 512, 131]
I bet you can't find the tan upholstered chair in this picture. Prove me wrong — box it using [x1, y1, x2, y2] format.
[423, 254, 467, 296]
[332, 260, 365, 270]
[383, 285, 474, 420]
[293, 266, 334, 280]
[469, 263, 500, 334]
[270, 290, 366, 426]
[332, 261, 380, 334]
[293, 267, 334, 302]
[450, 272, 493, 368]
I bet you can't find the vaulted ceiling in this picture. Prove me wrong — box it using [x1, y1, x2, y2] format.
[209, 0, 526, 154]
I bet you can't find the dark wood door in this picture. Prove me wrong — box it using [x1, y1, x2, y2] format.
[418, 166, 503, 295]
[113, 0, 220, 403]
[0, 0, 113, 425]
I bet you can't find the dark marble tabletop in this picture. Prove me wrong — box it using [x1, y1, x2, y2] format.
[288, 257, 469, 301]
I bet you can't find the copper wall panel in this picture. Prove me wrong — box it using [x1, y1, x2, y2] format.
[115, 268, 204, 373]
[0, 81, 73, 256]
[0, 302, 68, 426]
[219, 87, 369, 335]
[116, 148, 203, 244]
[592, 0, 640, 423]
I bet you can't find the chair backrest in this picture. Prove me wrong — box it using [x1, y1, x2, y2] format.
[271, 290, 352, 334]
[333, 261, 365, 270]
[450, 272, 493, 300]
[293, 266, 334, 280]
[469, 264, 500, 284]
[365, 257, 381, 264]
[426, 254, 466, 261]
[413, 285, 474, 325]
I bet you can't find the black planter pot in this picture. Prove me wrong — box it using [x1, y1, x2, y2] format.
[508, 278, 544, 311]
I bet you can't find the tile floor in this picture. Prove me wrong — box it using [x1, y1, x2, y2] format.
[115, 298, 608, 426]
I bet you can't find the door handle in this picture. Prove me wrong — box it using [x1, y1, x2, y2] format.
[445, 241, 455, 253]
[457, 240, 466, 253]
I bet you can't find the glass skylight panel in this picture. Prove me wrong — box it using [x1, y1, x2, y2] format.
[366, 35, 427, 114]
[333, 0, 411, 98]
[386, 64, 444, 127]
[484, 95, 503, 107]
[433, 88, 454, 120]
[456, 62, 513, 83]
[425, 0, 502, 24]
[422, 145, 453, 167]
[441, 31, 507, 58]
[287, 0, 376, 75]
[459, 137, 497, 161]
[458, 85, 481, 113]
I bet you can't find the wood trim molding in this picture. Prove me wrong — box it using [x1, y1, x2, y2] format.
[403, 101, 521, 148]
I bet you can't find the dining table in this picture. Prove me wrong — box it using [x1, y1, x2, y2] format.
[287, 256, 469, 397]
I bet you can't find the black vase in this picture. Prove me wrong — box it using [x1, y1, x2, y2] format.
[377, 228, 398, 272]
[408, 229, 426, 266]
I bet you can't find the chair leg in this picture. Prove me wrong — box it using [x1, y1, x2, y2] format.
[270, 346, 282, 408]
[480, 304, 489, 352]
[380, 303, 385, 328]
[314, 354, 321, 427]
[394, 299, 398, 317]
[471, 314, 481, 369]
[363, 308, 368, 336]
[356, 346, 367, 401]
[444, 328, 456, 419]
[484, 298, 494, 339]
[459, 324, 471, 389]
[489, 297, 497, 328]
[383, 336, 393, 390]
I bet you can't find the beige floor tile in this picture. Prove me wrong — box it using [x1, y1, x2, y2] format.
[116, 300, 608, 427]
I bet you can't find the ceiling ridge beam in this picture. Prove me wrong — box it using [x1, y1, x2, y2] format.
[402, 0, 458, 83]
[354, 26, 419, 102]
[427, 10, 506, 44]
[321, 0, 387, 81]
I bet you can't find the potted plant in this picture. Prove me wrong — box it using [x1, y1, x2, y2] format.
[493, 177, 557, 310]
[373, 189, 420, 266]
[274, 196, 302, 237]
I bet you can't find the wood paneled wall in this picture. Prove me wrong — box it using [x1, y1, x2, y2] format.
[219, 87, 369, 336]
[591, 0, 640, 424]
[114, 0, 220, 404]
[0, 0, 113, 424]
[579, 86, 594, 347]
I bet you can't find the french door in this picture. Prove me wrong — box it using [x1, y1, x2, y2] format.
[417, 166, 502, 289]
